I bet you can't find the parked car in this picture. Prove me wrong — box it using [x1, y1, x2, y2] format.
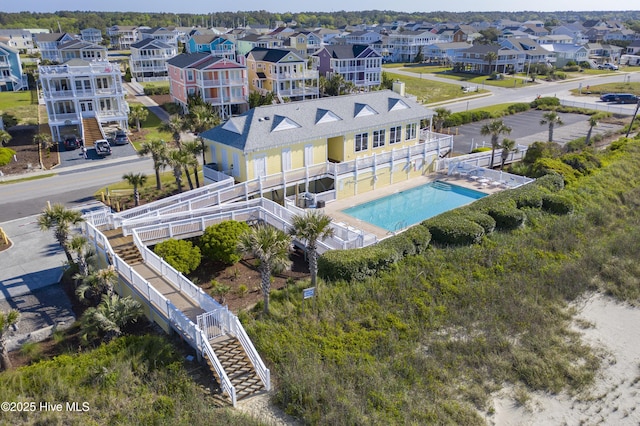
[615, 94, 639, 104]
[600, 93, 619, 102]
[598, 63, 619, 70]
[111, 130, 129, 145]
[63, 135, 82, 150]
[94, 139, 112, 157]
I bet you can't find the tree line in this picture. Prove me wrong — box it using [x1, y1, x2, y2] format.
[1, 10, 640, 34]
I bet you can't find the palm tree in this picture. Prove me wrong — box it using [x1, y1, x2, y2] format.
[32, 133, 51, 169]
[586, 115, 599, 146]
[122, 172, 148, 207]
[165, 149, 191, 192]
[81, 294, 143, 343]
[237, 225, 292, 315]
[160, 115, 187, 150]
[0, 309, 20, 371]
[76, 266, 119, 305]
[484, 51, 498, 74]
[69, 234, 94, 278]
[480, 119, 512, 168]
[182, 140, 204, 188]
[38, 203, 84, 263]
[187, 104, 219, 164]
[499, 138, 517, 170]
[128, 105, 148, 132]
[433, 108, 452, 132]
[138, 139, 167, 190]
[0, 129, 12, 146]
[540, 110, 564, 142]
[289, 211, 334, 291]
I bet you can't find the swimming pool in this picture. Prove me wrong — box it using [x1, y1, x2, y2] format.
[342, 181, 486, 232]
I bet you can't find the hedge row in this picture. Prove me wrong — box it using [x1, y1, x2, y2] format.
[143, 85, 170, 96]
[318, 171, 575, 281]
[443, 110, 492, 128]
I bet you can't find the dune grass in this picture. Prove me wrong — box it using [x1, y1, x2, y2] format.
[0, 91, 38, 125]
[240, 134, 640, 424]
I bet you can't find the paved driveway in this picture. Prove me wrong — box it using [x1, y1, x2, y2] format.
[452, 110, 621, 154]
[56, 140, 137, 168]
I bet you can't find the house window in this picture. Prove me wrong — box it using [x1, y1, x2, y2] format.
[373, 129, 385, 148]
[355, 132, 368, 152]
[389, 126, 401, 144]
[405, 123, 417, 140]
[187, 70, 194, 81]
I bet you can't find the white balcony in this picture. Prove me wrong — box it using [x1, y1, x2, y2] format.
[274, 70, 318, 80]
[203, 95, 247, 105]
[197, 78, 246, 88]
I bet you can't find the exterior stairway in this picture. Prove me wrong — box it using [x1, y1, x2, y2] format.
[103, 229, 143, 265]
[209, 337, 264, 402]
[82, 117, 104, 148]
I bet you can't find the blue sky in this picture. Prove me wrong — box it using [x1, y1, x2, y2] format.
[3, 1, 634, 14]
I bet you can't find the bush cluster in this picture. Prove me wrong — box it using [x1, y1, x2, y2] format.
[444, 110, 492, 127]
[424, 216, 484, 246]
[199, 220, 249, 265]
[153, 239, 201, 274]
[0, 147, 16, 166]
[542, 194, 574, 215]
[506, 103, 531, 115]
[143, 85, 170, 96]
[318, 246, 396, 282]
[530, 96, 560, 109]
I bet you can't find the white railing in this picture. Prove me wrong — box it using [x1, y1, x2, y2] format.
[441, 146, 528, 173]
[230, 316, 271, 391]
[201, 337, 236, 406]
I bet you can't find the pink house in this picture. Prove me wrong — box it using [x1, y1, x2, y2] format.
[167, 52, 248, 119]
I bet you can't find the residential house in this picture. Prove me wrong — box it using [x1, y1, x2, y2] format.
[603, 28, 637, 42]
[246, 47, 319, 102]
[80, 28, 103, 45]
[551, 24, 589, 45]
[107, 25, 139, 50]
[35, 32, 74, 62]
[199, 90, 436, 200]
[39, 59, 129, 142]
[286, 31, 322, 58]
[138, 27, 179, 48]
[167, 52, 248, 119]
[423, 42, 471, 64]
[59, 39, 108, 62]
[453, 44, 524, 74]
[540, 44, 589, 68]
[129, 38, 177, 82]
[0, 29, 35, 53]
[386, 30, 441, 62]
[585, 43, 623, 64]
[344, 31, 383, 45]
[314, 28, 343, 44]
[0, 42, 27, 91]
[236, 34, 285, 56]
[186, 34, 236, 61]
[536, 35, 573, 45]
[311, 45, 382, 91]
[501, 38, 556, 68]
[627, 40, 640, 55]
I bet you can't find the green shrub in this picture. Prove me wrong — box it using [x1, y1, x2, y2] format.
[399, 224, 432, 254]
[318, 246, 396, 282]
[423, 215, 484, 246]
[463, 211, 496, 234]
[530, 96, 560, 109]
[561, 152, 601, 175]
[143, 85, 170, 96]
[162, 102, 181, 115]
[199, 220, 250, 265]
[523, 141, 562, 165]
[471, 147, 492, 153]
[514, 190, 544, 209]
[542, 194, 574, 215]
[378, 234, 417, 261]
[533, 173, 564, 191]
[487, 206, 526, 230]
[506, 103, 530, 114]
[531, 158, 580, 185]
[0, 147, 16, 166]
[153, 239, 201, 274]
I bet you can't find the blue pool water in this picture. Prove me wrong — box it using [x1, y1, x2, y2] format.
[342, 181, 486, 232]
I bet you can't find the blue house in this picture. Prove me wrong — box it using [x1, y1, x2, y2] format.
[0, 42, 27, 91]
[186, 34, 236, 61]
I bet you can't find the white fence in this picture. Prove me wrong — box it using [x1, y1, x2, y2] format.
[560, 99, 636, 116]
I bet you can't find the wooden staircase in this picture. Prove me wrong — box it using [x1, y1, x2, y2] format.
[209, 337, 264, 402]
[82, 117, 104, 148]
[102, 228, 143, 264]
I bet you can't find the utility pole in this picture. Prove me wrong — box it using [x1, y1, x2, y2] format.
[625, 100, 640, 139]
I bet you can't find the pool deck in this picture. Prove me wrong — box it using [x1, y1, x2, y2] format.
[324, 172, 505, 240]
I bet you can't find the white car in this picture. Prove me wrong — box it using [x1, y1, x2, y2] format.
[598, 63, 619, 70]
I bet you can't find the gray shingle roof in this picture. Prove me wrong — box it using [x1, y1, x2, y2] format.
[200, 90, 434, 154]
[131, 38, 172, 49]
[247, 47, 303, 63]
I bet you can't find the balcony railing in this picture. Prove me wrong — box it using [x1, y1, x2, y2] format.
[203, 95, 247, 105]
[197, 78, 246, 87]
[273, 70, 318, 80]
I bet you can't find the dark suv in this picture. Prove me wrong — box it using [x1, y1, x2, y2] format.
[615, 94, 639, 104]
[63, 135, 82, 150]
[111, 130, 129, 145]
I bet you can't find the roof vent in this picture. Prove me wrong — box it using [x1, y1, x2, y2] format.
[258, 118, 264, 122]
[264, 116, 270, 120]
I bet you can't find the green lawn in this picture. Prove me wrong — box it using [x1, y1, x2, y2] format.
[385, 73, 489, 104]
[128, 103, 172, 150]
[568, 81, 640, 97]
[0, 90, 38, 125]
[140, 81, 170, 88]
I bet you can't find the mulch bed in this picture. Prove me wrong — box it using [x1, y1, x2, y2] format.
[0, 126, 59, 176]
